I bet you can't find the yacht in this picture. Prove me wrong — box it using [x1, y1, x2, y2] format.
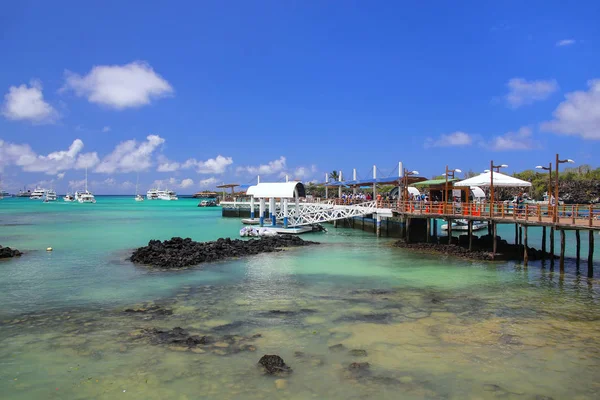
[134, 174, 144, 202]
[63, 193, 75, 202]
[158, 189, 178, 201]
[44, 190, 57, 202]
[75, 168, 96, 204]
[30, 188, 47, 200]
[16, 188, 31, 197]
[146, 188, 159, 200]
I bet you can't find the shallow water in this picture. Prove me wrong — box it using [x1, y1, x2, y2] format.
[1, 197, 599, 399]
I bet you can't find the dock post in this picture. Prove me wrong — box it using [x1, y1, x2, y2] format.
[250, 196, 255, 220]
[492, 221, 497, 260]
[559, 229, 566, 272]
[447, 219, 452, 244]
[488, 221, 492, 236]
[541, 226, 546, 260]
[515, 223, 518, 245]
[376, 214, 381, 237]
[283, 199, 289, 228]
[426, 218, 431, 243]
[432, 218, 437, 243]
[523, 225, 528, 267]
[589, 230, 594, 278]
[468, 220, 473, 251]
[406, 217, 411, 243]
[259, 198, 265, 227]
[550, 227, 555, 267]
[519, 225, 523, 246]
[270, 198, 277, 226]
[575, 230, 581, 264]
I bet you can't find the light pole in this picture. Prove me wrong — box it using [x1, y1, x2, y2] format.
[489, 161, 508, 217]
[554, 154, 574, 222]
[403, 169, 419, 201]
[443, 166, 462, 203]
[535, 163, 552, 204]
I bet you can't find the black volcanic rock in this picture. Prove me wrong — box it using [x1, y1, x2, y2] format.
[0, 245, 22, 259]
[130, 236, 319, 268]
[258, 355, 292, 375]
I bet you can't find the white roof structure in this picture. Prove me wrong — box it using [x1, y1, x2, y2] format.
[470, 186, 486, 199]
[246, 182, 306, 198]
[454, 172, 532, 187]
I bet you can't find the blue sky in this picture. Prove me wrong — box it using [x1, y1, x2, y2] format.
[1, 1, 599, 194]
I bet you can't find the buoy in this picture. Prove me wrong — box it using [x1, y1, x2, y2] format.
[46, 247, 53, 252]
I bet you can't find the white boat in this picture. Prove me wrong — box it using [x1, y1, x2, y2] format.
[75, 168, 96, 204]
[146, 188, 159, 200]
[134, 173, 144, 202]
[30, 188, 46, 200]
[158, 189, 178, 201]
[198, 199, 217, 207]
[441, 219, 487, 231]
[63, 193, 75, 202]
[44, 190, 57, 202]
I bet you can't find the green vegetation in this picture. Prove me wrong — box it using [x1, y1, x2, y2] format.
[514, 165, 600, 203]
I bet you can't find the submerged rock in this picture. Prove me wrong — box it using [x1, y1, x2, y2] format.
[258, 355, 292, 375]
[0, 245, 22, 259]
[328, 343, 346, 352]
[130, 236, 320, 268]
[348, 349, 368, 357]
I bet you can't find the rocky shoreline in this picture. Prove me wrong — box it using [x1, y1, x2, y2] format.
[394, 234, 555, 262]
[0, 245, 22, 259]
[130, 236, 319, 268]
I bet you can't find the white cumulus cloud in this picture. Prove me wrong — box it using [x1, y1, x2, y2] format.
[490, 126, 536, 150]
[199, 177, 217, 187]
[237, 156, 287, 175]
[425, 132, 473, 147]
[102, 126, 111, 132]
[541, 79, 600, 140]
[180, 178, 194, 188]
[62, 61, 174, 110]
[556, 39, 575, 47]
[2, 80, 58, 123]
[95, 134, 165, 173]
[0, 138, 98, 175]
[505, 78, 558, 108]
[157, 155, 233, 174]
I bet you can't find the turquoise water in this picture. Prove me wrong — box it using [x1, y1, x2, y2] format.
[1, 197, 599, 399]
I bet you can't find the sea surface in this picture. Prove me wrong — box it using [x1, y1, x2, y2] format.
[0, 196, 599, 399]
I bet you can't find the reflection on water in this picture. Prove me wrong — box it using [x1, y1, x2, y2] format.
[1, 197, 599, 399]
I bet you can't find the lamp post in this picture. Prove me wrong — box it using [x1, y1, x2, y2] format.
[554, 154, 574, 222]
[443, 166, 462, 203]
[489, 161, 508, 217]
[403, 169, 419, 201]
[535, 163, 552, 205]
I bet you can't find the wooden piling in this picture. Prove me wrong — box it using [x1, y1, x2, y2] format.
[432, 218, 438, 243]
[519, 226, 523, 246]
[589, 230, 594, 278]
[426, 218, 431, 243]
[515, 223, 518, 245]
[492, 222, 497, 260]
[523, 225, 528, 266]
[559, 229, 566, 272]
[447, 219, 452, 245]
[575, 229, 581, 263]
[488, 221, 492, 236]
[541, 226, 547, 260]
[550, 227, 555, 268]
[406, 217, 411, 243]
[468, 220, 473, 251]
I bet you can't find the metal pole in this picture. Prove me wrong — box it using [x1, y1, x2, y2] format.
[373, 165, 377, 202]
[250, 196, 255, 220]
[445, 165, 448, 203]
[555, 154, 559, 223]
[270, 197, 276, 226]
[259, 198, 265, 227]
[283, 198, 289, 228]
[490, 160, 494, 218]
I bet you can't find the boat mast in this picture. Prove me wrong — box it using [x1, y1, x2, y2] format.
[85, 167, 88, 192]
[135, 173, 139, 196]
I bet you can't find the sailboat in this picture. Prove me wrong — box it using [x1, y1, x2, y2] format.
[75, 168, 96, 204]
[135, 173, 144, 202]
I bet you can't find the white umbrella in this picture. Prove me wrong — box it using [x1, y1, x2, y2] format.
[454, 171, 531, 187]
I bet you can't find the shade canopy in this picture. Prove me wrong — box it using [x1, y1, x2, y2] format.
[412, 178, 458, 188]
[454, 172, 532, 188]
[246, 182, 306, 198]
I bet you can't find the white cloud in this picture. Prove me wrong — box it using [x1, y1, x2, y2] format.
[0, 138, 98, 175]
[102, 126, 111, 132]
[121, 181, 134, 189]
[103, 178, 116, 186]
[505, 78, 558, 108]
[62, 61, 174, 110]
[157, 155, 233, 174]
[556, 39, 575, 47]
[180, 178, 194, 188]
[425, 131, 473, 147]
[541, 79, 600, 140]
[490, 126, 535, 150]
[199, 177, 217, 187]
[279, 165, 318, 181]
[237, 156, 286, 175]
[1, 80, 58, 123]
[68, 179, 86, 189]
[95, 134, 165, 173]
[75, 152, 100, 169]
[56, 172, 65, 180]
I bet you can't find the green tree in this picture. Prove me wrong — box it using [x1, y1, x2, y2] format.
[329, 171, 339, 181]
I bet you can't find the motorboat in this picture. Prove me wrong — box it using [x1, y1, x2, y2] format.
[198, 199, 217, 207]
[16, 187, 31, 197]
[441, 219, 487, 231]
[76, 191, 96, 203]
[158, 189, 178, 201]
[44, 190, 57, 202]
[30, 188, 46, 200]
[146, 189, 159, 200]
[135, 194, 144, 202]
[63, 193, 75, 202]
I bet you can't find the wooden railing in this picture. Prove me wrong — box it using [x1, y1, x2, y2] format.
[380, 201, 600, 228]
